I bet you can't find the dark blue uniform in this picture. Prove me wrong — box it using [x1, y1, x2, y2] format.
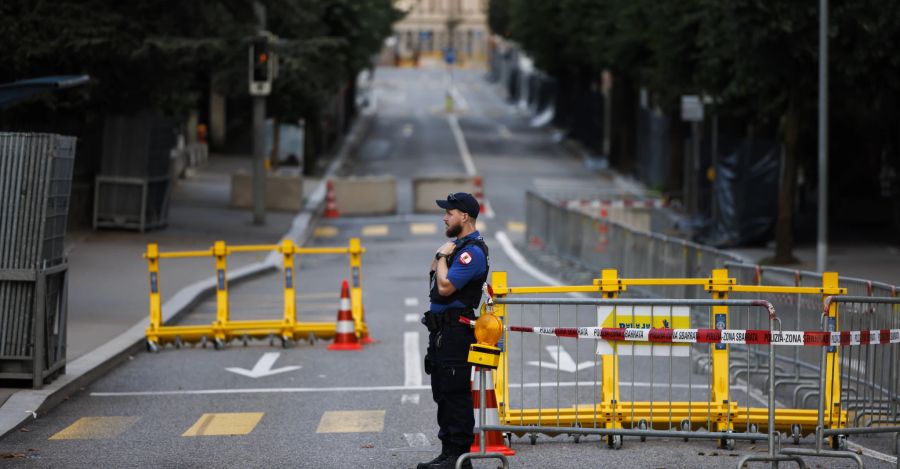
[427, 231, 489, 454]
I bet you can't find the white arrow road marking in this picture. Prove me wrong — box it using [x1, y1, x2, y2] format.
[225, 352, 301, 378]
[527, 345, 594, 373]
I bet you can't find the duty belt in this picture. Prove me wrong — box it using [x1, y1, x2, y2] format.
[438, 309, 476, 326]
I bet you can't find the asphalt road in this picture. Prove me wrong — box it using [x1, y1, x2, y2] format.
[0, 67, 894, 468]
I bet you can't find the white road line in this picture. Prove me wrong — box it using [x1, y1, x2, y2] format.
[450, 85, 469, 112]
[401, 394, 421, 405]
[404, 432, 430, 447]
[404, 297, 420, 307]
[447, 114, 477, 176]
[404, 313, 419, 323]
[498, 125, 512, 139]
[91, 386, 432, 397]
[91, 380, 715, 397]
[495, 231, 561, 287]
[847, 441, 897, 465]
[404, 331, 422, 387]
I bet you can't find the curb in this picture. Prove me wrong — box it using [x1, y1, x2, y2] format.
[0, 107, 375, 439]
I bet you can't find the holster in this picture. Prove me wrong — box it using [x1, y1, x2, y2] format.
[422, 310, 440, 333]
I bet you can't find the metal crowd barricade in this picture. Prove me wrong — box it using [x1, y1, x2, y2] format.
[143, 237, 367, 351]
[782, 296, 900, 469]
[488, 269, 853, 448]
[482, 295, 807, 467]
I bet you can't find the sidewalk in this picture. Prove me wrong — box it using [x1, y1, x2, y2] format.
[730, 243, 900, 287]
[0, 108, 372, 437]
[64, 156, 311, 361]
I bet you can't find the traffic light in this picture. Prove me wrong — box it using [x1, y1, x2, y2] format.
[249, 35, 273, 96]
[252, 37, 270, 83]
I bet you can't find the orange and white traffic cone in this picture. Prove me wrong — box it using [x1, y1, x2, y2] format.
[472, 176, 487, 215]
[328, 280, 361, 351]
[324, 179, 339, 218]
[470, 367, 515, 455]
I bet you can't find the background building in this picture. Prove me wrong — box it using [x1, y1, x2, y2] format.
[391, 0, 488, 67]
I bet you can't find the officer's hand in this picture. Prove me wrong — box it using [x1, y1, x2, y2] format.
[436, 241, 456, 257]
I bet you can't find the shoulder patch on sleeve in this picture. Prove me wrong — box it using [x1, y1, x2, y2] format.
[459, 252, 472, 265]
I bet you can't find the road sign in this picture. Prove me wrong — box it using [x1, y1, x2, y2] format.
[444, 47, 456, 65]
[680, 95, 704, 122]
[595, 305, 690, 356]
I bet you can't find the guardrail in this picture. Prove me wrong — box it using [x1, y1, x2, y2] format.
[143, 238, 367, 351]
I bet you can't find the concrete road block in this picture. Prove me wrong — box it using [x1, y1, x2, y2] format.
[332, 176, 397, 215]
[230, 169, 304, 212]
[607, 207, 651, 232]
[413, 176, 477, 213]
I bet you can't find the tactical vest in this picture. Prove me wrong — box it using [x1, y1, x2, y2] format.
[429, 236, 490, 311]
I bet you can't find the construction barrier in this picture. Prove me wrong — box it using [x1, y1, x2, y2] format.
[473, 294, 810, 467]
[781, 295, 900, 469]
[482, 270, 882, 453]
[144, 238, 368, 351]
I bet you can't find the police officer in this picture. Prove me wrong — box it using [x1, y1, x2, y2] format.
[418, 192, 489, 469]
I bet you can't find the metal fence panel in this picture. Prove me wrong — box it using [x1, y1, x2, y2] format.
[0, 132, 74, 387]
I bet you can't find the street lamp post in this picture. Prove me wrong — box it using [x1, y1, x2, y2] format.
[817, 0, 828, 272]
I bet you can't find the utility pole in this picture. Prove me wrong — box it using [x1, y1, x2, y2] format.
[816, 0, 829, 272]
[249, 4, 272, 225]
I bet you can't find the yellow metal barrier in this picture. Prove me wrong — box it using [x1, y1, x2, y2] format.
[144, 238, 367, 351]
[490, 268, 849, 444]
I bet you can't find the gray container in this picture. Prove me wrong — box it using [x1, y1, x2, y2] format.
[0, 132, 75, 387]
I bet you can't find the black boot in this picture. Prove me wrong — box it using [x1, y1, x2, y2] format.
[416, 450, 449, 469]
[431, 447, 473, 469]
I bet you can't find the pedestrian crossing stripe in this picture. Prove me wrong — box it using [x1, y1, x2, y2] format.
[314, 226, 338, 238]
[410, 223, 437, 235]
[182, 412, 264, 436]
[316, 410, 385, 433]
[361, 225, 389, 236]
[49, 416, 140, 440]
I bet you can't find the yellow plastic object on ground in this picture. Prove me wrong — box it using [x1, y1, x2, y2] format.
[144, 238, 367, 351]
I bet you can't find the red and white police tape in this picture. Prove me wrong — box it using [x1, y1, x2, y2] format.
[507, 326, 900, 347]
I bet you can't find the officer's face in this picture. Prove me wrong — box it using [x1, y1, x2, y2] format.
[443, 209, 465, 238]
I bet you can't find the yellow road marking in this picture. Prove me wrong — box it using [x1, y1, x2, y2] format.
[316, 410, 385, 433]
[49, 416, 139, 440]
[362, 225, 389, 237]
[314, 226, 338, 238]
[410, 223, 437, 235]
[476, 221, 487, 232]
[182, 412, 264, 436]
[506, 221, 526, 233]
